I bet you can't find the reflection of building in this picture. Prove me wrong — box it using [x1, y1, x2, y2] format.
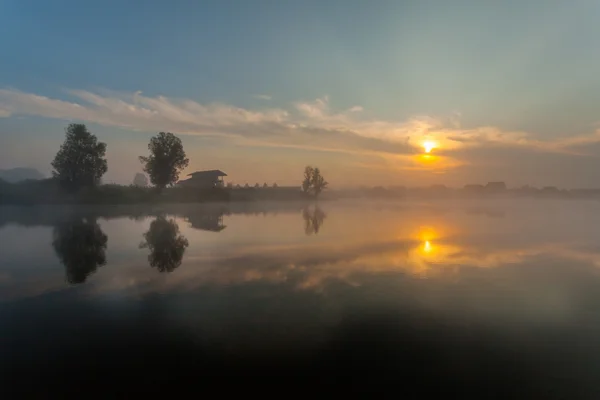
[178, 170, 227, 189]
[183, 208, 227, 232]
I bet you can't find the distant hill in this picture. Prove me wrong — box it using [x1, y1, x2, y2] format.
[0, 168, 45, 183]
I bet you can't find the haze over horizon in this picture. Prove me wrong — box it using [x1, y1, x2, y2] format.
[3, 0, 600, 188]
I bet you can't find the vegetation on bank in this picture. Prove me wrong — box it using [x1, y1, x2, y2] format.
[0, 123, 328, 205]
[0, 179, 317, 205]
[0, 179, 231, 205]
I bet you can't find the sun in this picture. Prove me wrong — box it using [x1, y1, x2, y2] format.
[423, 140, 436, 153]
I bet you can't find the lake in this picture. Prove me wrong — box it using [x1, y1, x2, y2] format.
[2, 200, 600, 397]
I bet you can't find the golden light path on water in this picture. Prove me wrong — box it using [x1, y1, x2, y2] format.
[5, 201, 600, 300]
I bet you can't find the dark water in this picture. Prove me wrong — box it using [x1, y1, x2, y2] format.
[2, 200, 600, 397]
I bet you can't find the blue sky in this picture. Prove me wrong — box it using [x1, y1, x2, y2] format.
[2, 0, 600, 187]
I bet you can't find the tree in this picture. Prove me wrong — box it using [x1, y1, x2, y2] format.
[311, 167, 328, 197]
[133, 172, 149, 187]
[51, 124, 107, 190]
[139, 216, 189, 273]
[301, 166, 328, 197]
[254, 183, 260, 188]
[302, 166, 314, 194]
[52, 218, 108, 284]
[263, 183, 269, 188]
[139, 132, 189, 190]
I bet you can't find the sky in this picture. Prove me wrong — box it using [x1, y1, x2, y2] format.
[2, 0, 600, 188]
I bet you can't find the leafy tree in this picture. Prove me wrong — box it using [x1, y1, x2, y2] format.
[139, 132, 189, 190]
[51, 124, 107, 190]
[311, 167, 328, 197]
[302, 166, 314, 194]
[133, 172, 149, 187]
[52, 218, 108, 284]
[140, 216, 189, 273]
[254, 183, 260, 188]
[263, 182, 269, 188]
[301, 166, 328, 197]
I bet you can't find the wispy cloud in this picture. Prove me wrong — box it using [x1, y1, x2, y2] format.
[253, 94, 272, 101]
[2, 87, 600, 169]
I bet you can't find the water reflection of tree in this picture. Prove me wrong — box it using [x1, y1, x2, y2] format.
[52, 218, 108, 284]
[302, 206, 326, 235]
[140, 216, 189, 273]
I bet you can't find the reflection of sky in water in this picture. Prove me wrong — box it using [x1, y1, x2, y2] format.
[0, 207, 597, 288]
[4, 201, 600, 395]
[2, 201, 600, 300]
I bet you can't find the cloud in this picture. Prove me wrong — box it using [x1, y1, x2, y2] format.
[253, 94, 272, 100]
[0, 89, 421, 157]
[3, 87, 600, 179]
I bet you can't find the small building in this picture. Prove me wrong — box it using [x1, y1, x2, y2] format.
[178, 170, 227, 189]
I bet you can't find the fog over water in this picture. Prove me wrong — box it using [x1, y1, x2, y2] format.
[3, 199, 600, 397]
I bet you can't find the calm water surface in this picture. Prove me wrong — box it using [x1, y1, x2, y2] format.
[2, 200, 600, 397]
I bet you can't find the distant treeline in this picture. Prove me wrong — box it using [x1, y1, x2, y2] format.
[333, 184, 600, 200]
[3, 177, 600, 206]
[0, 178, 314, 205]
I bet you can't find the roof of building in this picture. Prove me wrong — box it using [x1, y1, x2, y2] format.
[187, 170, 227, 177]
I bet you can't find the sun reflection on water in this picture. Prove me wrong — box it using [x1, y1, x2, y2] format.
[423, 240, 432, 253]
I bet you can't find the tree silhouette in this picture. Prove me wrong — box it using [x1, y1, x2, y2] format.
[139, 132, 189, 190]
[301, 166, 328, 198]
[311, 168, 328, 197]
[302, 206, 327, 235]
[52, 218, 108, 284]
[51, 124, 107, 190]
[302, 166, 314, 194]
[140, 216, 189, 273]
